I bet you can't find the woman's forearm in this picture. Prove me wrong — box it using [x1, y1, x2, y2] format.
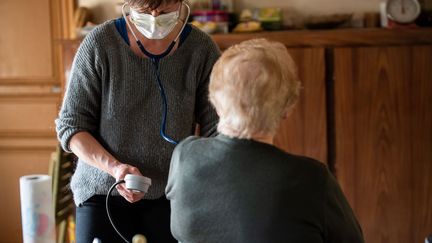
[69, 131, 120, 177]
[69, 131, 145, 202]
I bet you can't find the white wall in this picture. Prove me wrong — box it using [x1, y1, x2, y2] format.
[235, 0, 383, 15]
[80, 0, 384, 24]
[235, 0, 383, 27]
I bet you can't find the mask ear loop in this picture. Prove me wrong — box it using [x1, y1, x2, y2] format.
[173, 1, 190, 43]
[122, 3, 140, 42]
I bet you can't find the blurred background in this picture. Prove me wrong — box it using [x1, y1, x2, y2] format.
[0, 0, 432, 242]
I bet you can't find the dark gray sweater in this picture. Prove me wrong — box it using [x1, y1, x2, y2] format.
[55, 20, 220, 205]
[166, 135, 364, 243]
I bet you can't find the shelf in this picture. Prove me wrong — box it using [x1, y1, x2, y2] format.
[57, 27, 432, 49]
[211, 28, 432, 49]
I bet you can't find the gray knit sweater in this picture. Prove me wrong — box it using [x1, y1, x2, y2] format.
[55, 20, 220, 205]
[166, 135, 364, 243]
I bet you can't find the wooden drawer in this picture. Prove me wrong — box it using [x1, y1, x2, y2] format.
[0, 96, 59, 136]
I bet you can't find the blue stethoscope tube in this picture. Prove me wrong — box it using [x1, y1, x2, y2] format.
[135, 39, 178, 145]
[122, 2, 190, 145]
[151, 57, 178, 145]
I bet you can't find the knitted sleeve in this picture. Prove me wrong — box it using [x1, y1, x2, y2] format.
[194, 35, 220, 137]
[55, 30, 103, 152]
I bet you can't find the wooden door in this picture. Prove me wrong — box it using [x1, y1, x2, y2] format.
[0, 0, 64, 241]
[334, 45, 432, 243]
[274, 48, 327, 163]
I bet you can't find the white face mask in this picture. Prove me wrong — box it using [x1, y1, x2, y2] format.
[129, 5, 180, 40]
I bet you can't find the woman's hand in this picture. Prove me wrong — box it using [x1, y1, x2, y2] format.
[69, 132, 147, 203]
[111, 163, 146, 203]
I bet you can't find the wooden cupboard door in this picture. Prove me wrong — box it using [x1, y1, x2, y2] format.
[274, 48, 327, 163]
[0, 96, 59, 134]
[411, 46, 432, 243]
[334, 45, 432, 243]
[0, 0, 62, 241]
[0, 0, 54, 78]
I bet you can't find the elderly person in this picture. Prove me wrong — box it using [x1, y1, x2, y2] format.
[166, 38, 364, 243]
[55, 0, 219, 242]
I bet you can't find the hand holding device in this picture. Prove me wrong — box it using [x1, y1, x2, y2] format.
[124, 174, 152, 193]
[111, 163, 148, 203]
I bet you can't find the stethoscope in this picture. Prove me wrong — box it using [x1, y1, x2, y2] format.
[121, 2, 191, 145]
[107, 6, 192, 243]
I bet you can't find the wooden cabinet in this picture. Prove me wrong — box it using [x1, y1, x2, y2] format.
[0, 0, 72, 241]
[274, 48, 327, 163]
[334, 45, 432, 243]
[212, 29, 432, 243]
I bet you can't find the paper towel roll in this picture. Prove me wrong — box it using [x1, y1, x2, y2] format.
[20, 175, 56, 243]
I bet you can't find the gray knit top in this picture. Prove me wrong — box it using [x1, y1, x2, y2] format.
[55, 20, 220, 205]
[167, 135, 364, 243]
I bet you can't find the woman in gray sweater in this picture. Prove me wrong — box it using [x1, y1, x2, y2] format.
[166, 38, 364, 243]
[55, 0, 219, 242]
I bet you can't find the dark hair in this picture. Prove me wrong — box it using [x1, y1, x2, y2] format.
[126, 0, 181, 10]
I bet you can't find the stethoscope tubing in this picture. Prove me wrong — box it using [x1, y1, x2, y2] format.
[121, 2, 191, 145]
[151, 58, 178, 145]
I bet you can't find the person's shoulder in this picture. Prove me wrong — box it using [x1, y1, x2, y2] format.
[178, 135, 199, 147]
[171, 136, 213, 170]
[80, 20, 117, 46]
[173, 136, 197, 156]
[289, 153, 327, 170]
[188, 25, 214, 42]
[175, 135, 219, 156]
[187, 25, 220, 52]
[274, 150, 328, 180]
[88, 20, 116, 35]
[274, 148, 326, 169]
[177, 135, 212, 150]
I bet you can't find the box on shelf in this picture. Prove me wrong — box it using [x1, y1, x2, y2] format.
[191, 0, 233, 12]
[257, 8, 283, 31]
[192, 10, 229, 34]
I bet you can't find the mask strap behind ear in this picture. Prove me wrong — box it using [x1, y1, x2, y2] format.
[122, 2, 140, 42]
[173, 1, 190, 43]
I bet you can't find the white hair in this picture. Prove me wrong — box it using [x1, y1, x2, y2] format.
[209, 38, 300, 139]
